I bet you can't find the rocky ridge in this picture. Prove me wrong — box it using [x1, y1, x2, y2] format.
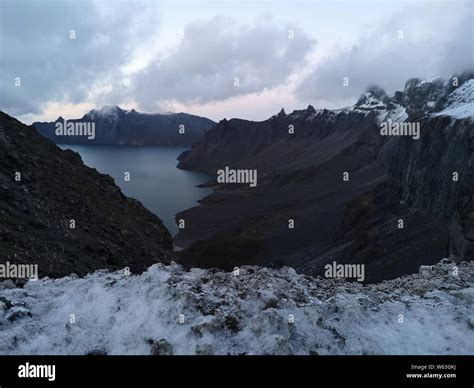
[0, 112, 176, 278]
[175, 74, 474, 281]
[33, 105, 215, 146]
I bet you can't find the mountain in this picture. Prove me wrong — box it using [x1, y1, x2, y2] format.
[33, 106, 215, 146]
[0, 112, 176, 279]
[1, 259, 472, 354]
[175, 73, 474, 282]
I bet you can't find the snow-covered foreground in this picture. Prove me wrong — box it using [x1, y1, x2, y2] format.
[0, 260, 473, 355]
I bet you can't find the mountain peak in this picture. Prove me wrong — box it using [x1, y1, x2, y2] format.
[404, 77, 422, 92]
[365, 85, 387, 101]
[101, 104, 122, 111]
[98, 105, 123, 114]
[355, 91, 386, 111]
[85, 105, 124, 120]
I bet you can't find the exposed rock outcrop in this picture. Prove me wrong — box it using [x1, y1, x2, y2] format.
[0, 112, 176, 278]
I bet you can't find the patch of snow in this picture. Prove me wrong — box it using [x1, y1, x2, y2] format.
[355, 95, 386, 111]
[377, 104, 408, 124]
[0, 260, 472, 355]
[435, 103, 474, 119]
[87, 105, 122, 120]
[434, 79, 474, 119]
[419, 75, 444, 85]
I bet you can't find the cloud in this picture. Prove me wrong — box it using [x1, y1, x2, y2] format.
[295, 1, 474, 106]
[132, 16, 315, 111]
[0, 0, 158, 116]
[3, 0, 470, 122]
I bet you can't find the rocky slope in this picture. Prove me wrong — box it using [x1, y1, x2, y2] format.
[0, 112, 176, 278]
[176, 74, 474, 282]
[302, 78, 474, 281]
[0, 259, 472, 355]
[33, 106, 215, 146]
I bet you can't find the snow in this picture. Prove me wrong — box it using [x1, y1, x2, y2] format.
[434, 79, 474, 119]
[419, 75, 444, 85]
[0, 260, 472, 355]
[354, 93, 386, 111]
[87, 105, 122, 120]
[377, 104, 408, 124]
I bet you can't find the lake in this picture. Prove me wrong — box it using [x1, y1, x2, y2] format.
[61, 145, 212, 236]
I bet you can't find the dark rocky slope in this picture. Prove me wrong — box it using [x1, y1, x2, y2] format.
[0, 112, 176, 278]
[33, 106, 215, 146]
[176, 75, 473, 282]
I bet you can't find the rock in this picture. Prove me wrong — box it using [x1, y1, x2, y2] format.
[6, 308, 32, 322]
[195, 343, 214, 355]
[147, 339, 173, 355]
[85, 349, 108, 355]
[0, 296, 13, 310]
[467, 317, 474, 330]
[223, 314, 240, 332]
[0, 280, 16, 289]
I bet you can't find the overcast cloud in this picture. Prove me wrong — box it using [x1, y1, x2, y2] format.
[132, 16, 315, 111]
[296, 2, 474, 105]
[0, 0, 472, 122]
[0, 0, 157, 116]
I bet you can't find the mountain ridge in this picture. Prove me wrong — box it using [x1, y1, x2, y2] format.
[33, 106, 216, 146]
[175, 73, 474, 281]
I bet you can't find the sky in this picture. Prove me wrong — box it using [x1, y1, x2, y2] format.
[0, 0, 472, 124]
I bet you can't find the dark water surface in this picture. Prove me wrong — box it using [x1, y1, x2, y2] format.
[62, 145, 212, 236]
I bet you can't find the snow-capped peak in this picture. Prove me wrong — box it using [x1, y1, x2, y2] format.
[354, 93, 386, 111]
[86, 105, 123, 120]
[353, 86, 388, 112]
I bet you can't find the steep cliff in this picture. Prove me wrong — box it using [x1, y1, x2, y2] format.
[0, 112, 176, 279]
[304, 77, 474, 281]
[176, 74, 473, 281]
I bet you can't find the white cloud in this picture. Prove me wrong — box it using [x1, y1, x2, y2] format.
[0, 0, 159, 116]
[132, 16, 315, 111]
[296, 1, 474, 107]
[1, 0, 471, 123]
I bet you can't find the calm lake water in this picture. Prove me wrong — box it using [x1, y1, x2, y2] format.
[61, 145, 212, 236]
